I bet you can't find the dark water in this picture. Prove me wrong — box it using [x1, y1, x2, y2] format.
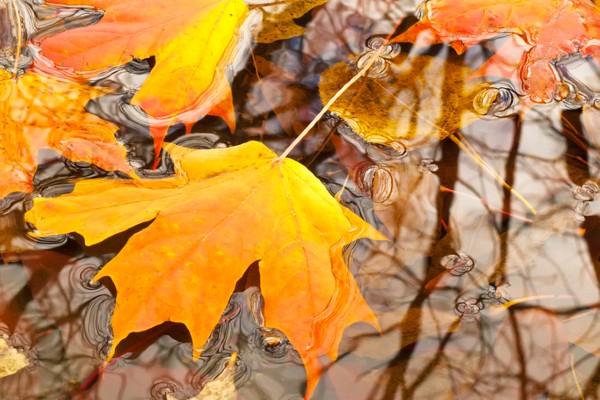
[1, 0, 600, 399]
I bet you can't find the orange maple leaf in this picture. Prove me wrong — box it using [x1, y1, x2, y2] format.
[0, 69, 132, 199]
[34, 0, 248, 159]
[393, 0, 600, 102]
[24, 141, 383, 398]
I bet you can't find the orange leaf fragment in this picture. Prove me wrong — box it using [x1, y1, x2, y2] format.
[393, 0, 600, 102]
[35, 0, 248, 157]
[0, 69, 132, 198]
[24, 141, 383, 398]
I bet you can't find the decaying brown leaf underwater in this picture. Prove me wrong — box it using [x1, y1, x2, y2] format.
[1, 0, 599, 399]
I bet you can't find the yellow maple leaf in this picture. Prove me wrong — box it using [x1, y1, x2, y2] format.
[25, 141, 383, 398]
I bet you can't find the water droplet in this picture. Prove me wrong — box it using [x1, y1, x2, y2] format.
[573, 181, 599, 201]
[259, 329, 290, 358]
[473, 84, 519, 118]
[481, 284, 509, 305]
[418, 158, 438, 173]
[150, 379, 185, 400]
[440, 252, 475, 276]
[455, 298, 483, 321]
[365, 36, 401, 59]
[356, 54, 389, 77]
[366, 142, 407, 161]
[353, 35, 401, 78]
[572, 181, 598, 221]
[81, 266, 102, 290]
[554, 82, 571, 101]
[357, 164, 394, 203]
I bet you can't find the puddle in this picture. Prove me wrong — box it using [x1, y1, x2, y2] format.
[1, 0, 599, 399]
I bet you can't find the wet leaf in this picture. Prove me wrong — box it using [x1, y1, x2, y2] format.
[393, 0, 600, 102]
[24, 141, 383, 398]
[256, 0, 329, 43]
[0, 69, 132, 198]
[319, 52, 483, 147]
[0, 337, 28, 378]
[35, 0, 249, 155]
[0, 0, 104, 70]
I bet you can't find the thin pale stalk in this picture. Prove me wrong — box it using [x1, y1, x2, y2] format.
[277, 46, 385, 161]
[276, 15, 405, 161]
[570, 353, 584, 400]
[449, 133, 537, 215]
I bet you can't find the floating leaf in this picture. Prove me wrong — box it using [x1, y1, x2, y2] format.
[25, 141, 383, 398]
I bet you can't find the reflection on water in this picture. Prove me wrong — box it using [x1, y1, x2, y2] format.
[1, 0, 600, 398]
[0, 253, 305, 399]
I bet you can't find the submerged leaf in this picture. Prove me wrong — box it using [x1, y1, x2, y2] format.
[0, 69, 132, 198]
[25, 141, 383, 398]
[319, 52, 484, 147]
[256, 0, 329, 43]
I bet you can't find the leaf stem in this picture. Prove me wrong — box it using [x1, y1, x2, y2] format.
[277, 46, 385, 161]
[276, 15, 405, 161]
[9, 0, 22, 77]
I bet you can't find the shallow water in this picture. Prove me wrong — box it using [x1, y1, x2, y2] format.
[1, 0, 600, 399]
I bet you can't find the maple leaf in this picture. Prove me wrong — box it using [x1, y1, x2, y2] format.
[34, 0, 249, 157]
[0, 0, 104, 70]
[393, 0, 600, 102]
[255, 0, 329, 43]
[319, 51, 485, 147]
[24, 141, 383, 398]
[0, 69, 132, 198]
